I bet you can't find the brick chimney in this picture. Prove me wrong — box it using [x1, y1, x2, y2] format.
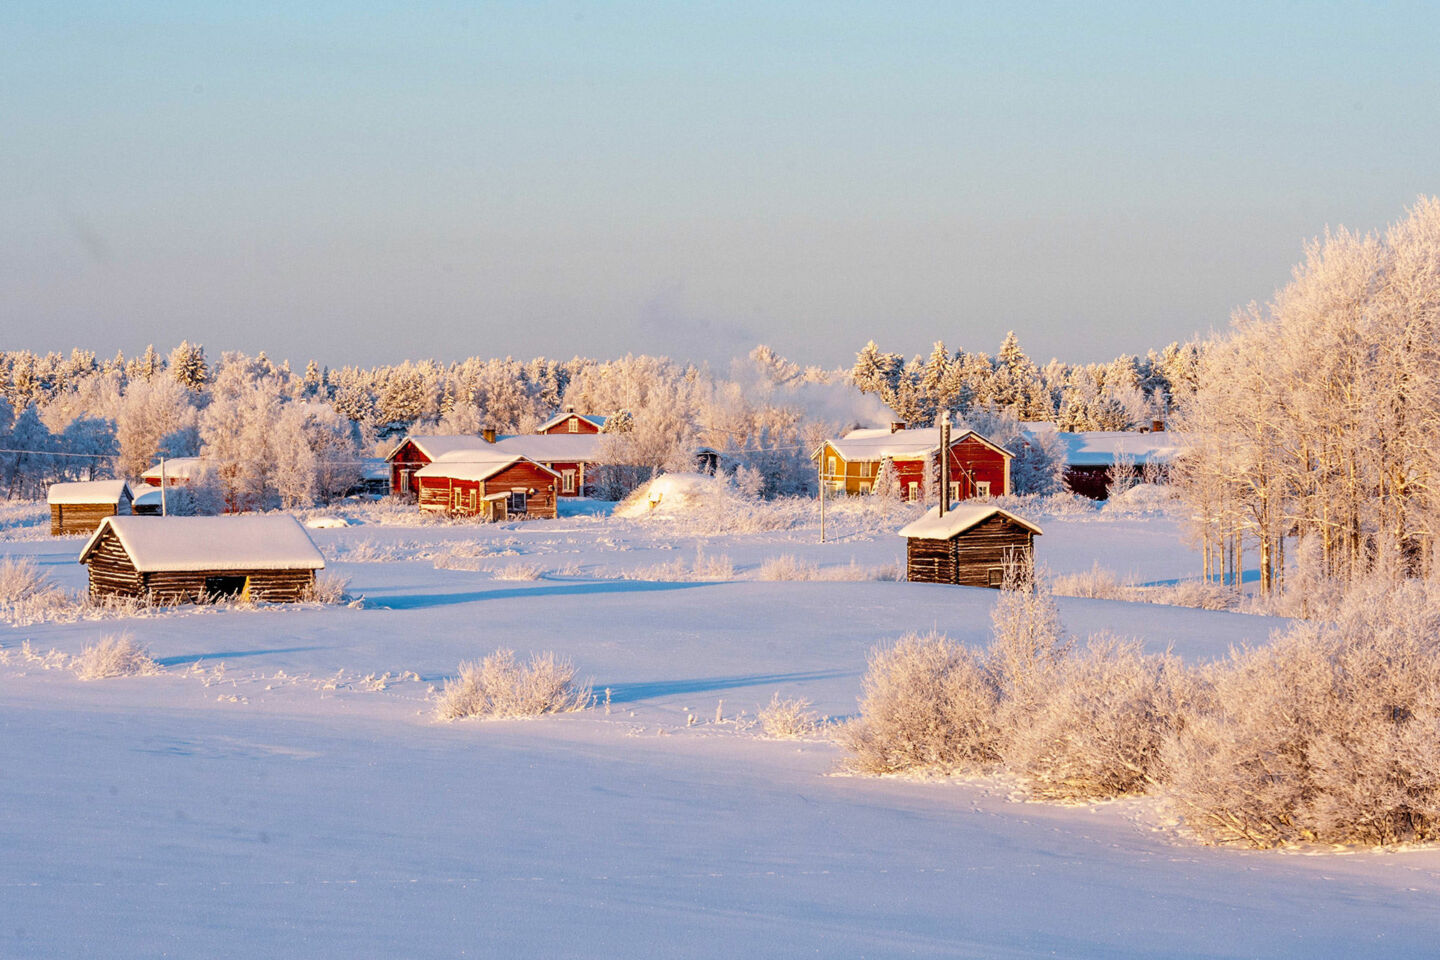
[481, 427, 496, 443]
[889, 421, 907, 434]
[1151, 418, 1165, 433]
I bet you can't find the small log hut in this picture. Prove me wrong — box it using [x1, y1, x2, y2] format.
[48, 480, 134, 535]
[79, 515, 325, 604]
[898, 504, 1041, 588]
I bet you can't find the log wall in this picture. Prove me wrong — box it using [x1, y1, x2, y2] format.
[906, 515, 1035, 588]
[51, 502, 124, 536]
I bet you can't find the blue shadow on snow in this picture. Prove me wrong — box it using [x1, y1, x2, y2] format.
[372, 579, 716, 610]
[154, 646, 324, 667]
[603, 669, 856, 704]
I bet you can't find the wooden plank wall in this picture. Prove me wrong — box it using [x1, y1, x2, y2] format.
[51, 503, 122, 536]
[906, 515, 1035, 588]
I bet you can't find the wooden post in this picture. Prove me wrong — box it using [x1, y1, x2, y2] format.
[160, 457, 167, 516]
[939, 411, 950, 517]
[819, 452, 826, 543]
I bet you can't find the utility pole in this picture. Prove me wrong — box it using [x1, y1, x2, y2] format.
[819, 452, 826, 543]
[939, 411, 951, 518]
[160, 457, 167, 516]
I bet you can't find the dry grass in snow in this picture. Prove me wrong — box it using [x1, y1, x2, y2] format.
[434, 649, 593, 720]
[757, 693, 822, 739]
[73, 634, 161, 680]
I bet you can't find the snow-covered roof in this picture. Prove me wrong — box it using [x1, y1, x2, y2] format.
[79, 515, 325, 572]
[133, 488, 163, 507]
[413, 449, 561, 483]
[384, 435, 491, 463]
[139, 457, 208, 481]
[1052, 431, 1185, 468]
[822, 427, 1012, 462]
[536, 411, 607, 433]
[47, 480, 132, 505]
[491, 433, 603, 462]
[897, 503, 1043, 540]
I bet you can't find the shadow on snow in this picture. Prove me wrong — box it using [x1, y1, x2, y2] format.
[371, 579, 717, 610]
[602, 669, 856, 704]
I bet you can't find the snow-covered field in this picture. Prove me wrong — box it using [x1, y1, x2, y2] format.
[3, 497, 1438, 959]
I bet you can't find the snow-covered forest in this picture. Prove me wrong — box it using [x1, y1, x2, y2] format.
[0, 336, 1190, 505]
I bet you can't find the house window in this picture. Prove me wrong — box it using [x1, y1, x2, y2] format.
[987, 567, 1004, 587]
[976, 481, 991, 498]
[827, 456, 837, 477]
[568, 418, 579, 433]
[948, 481, 960, 502]
[861, 461, 873, 478]
[907, 481, 919, 501]
[509, 490, 527, 514]
[562, 470, 576, 493]
[859, 481, 872, 495]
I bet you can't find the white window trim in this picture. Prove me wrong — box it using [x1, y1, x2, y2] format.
[976, 480, 991, 498]
[562, 470, 576, 493]
[568, 418, 579, 433]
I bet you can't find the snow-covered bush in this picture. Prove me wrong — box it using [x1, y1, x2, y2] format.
[843, 632, 1002, 775]
[755, 554, 817, 581]
[1141, 579, 1237, 611]
[0, 557, 51, 603]
[987, 577, 1071, 726]
[1050, 563, 1128, 600]
[434, 649, 592, 720]
[1166, 582, 1440, 847]
[1005, 635, 1185, 801]
[301, 573, 350, 604]
[73, 633, 160, 680]
[491, 562, 543, 581]
[758, 693, 822, 739]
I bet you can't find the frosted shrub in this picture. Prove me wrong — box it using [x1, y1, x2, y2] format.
[434, 649, 592, 720]
[758, 693, 821, 739]
[1145, 579, 1237, 611]
[1005, 636, 1185, 801]
[301, 573, 350, 604]
[691, 546, 734, 581]
[755, 554, 817, 581]
[491, 562, 543, 581]
[1051, 563, 1127, 600]
[843, 632, 1001, 775]
[73, 633, 160, 680]
[987, 576, 1071, 725]
[1166, 582, 1440, 847]
[0, 557, 51, 602]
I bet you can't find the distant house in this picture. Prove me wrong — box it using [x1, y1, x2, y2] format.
[384, 435, 490, 498]
[814, 425, 1012, 502]
[139, 457, 207, 487]
[412, 450, 561, 520]
[536, 407, 607, 435]
[47, 480, 133, 535]
[898, 504, 1041, 587]
[79, 515, 325, 603]
[1022, 424, 1183, 499]
[490, 434, 602, 498]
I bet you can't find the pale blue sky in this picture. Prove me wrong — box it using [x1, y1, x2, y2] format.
[3, 2, 1437, 368]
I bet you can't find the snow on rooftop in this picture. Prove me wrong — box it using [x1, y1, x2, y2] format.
[80, 515, 325, 572]
[386, 435, 492, 462]
[828, 427, 1010, 461]
[492, 433, 603, 461]
[139, 457, 208, 481]
[413, 449, 559, 483]
[1052, 431, 1185, 467]
[536, 411, 607, 433]
[47, 480, 132, 505]
[897, 503, 1043, 540]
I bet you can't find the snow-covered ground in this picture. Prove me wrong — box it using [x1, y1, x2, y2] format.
[3, 496, 1437, 958]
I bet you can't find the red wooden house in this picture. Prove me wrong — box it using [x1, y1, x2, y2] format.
[536, 406, 607, 435]
[384, 435, 491, 498]
[814, 426, 1012, 502]
[412, 450, 561, 520]
[491, 434, 601, 498]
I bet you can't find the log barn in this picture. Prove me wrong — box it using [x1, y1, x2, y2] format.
[79, 515, 325, 604]
[412, 450, 561, 520]
[898, 504, 1041, 588]
[47, 480, 133, 535]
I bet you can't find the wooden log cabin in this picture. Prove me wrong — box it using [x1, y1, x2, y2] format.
[413, 450, 561, 520]
[79, 515, 326, 604]
[898, 504, 1041, 588]
[47, 480, 133, 535]
[814, 425, 1012, 502]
